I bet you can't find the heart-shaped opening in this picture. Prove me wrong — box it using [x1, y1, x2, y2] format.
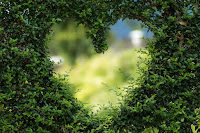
[48, 19, 152, 112]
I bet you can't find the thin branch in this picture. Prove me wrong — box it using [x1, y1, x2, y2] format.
[175, 10, 185, 47]
[179, 32, 184, 47]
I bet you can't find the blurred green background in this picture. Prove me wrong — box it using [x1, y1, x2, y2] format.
[47, 20, 149, 112]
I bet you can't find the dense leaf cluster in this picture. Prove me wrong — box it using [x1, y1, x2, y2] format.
[1, 0, 199, 132]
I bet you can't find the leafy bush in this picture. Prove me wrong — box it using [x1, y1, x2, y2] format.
[107, 1, 200, 132]
[0, 1, 90, 132]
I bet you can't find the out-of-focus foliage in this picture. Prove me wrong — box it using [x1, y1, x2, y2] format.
[125, 19, 143, 31]
[48, 21, 95, 64]
[56, 49, 147, 112]
[48, 20, 115, 65]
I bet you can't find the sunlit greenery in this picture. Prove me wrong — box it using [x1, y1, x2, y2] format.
[48, 20, 148, 112]
[55, 48, 147, 112]
[48, 20, 115, 65]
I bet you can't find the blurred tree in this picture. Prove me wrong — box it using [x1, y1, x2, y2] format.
[125, 19, 143, 31]
[48, 20, 95, 64]
[48, 20, 115, 65]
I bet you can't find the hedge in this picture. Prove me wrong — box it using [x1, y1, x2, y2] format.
[1, 1, 199, 132]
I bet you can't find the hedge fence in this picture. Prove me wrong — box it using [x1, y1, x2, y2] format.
[1, 1, 199, 132]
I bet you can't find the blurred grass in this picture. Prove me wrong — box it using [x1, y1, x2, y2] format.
[48, 20, 148, 112]
[55, 48, 147, 112]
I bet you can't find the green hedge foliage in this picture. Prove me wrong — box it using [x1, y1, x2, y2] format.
[1, 0, 199, 132]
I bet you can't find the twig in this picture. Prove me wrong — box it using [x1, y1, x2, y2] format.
[175, 10, 185, 47]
